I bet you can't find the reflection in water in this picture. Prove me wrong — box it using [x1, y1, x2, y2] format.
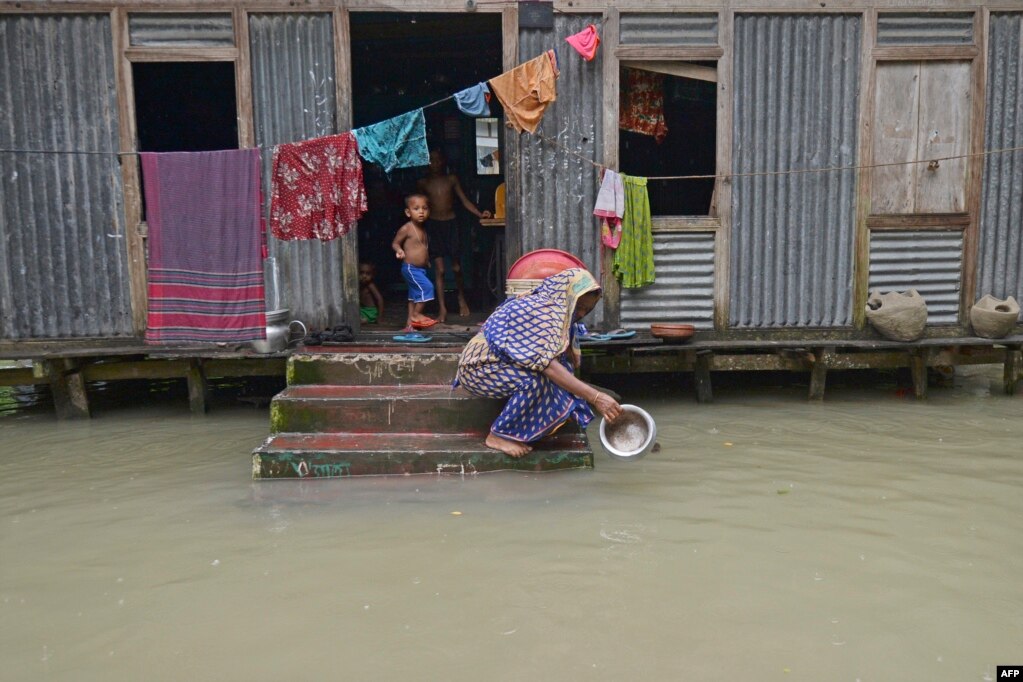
[0, 368, 1020, 681]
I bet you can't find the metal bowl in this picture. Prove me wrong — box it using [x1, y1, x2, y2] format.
[599, 404, 656, 461]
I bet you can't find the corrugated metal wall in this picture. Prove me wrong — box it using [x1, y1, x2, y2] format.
[876, 12, 973, 45]
[128, 13, 235, 47]
[619, 13, 719, 46]
[0, 14, 133, 340]
[978, 12, 1023, 311]
[620, 232, 715, 329]
[517, 15, 603, 284]
[868, 230, 963, 325]
[249, 13, 345, 330]
[730, 14, 861, 328]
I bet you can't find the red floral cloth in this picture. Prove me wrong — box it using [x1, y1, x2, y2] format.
[270, 132, 367, 241]
[620, 68, 669, 144]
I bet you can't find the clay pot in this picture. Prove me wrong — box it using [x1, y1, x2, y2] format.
[650, 323, 695, 344]
[865, 290, 927, 341]
[970, 295, 1020, 339]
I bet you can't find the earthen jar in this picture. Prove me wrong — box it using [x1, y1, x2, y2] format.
[865, 289, 927, 341]
[970, 295, 1020, 339]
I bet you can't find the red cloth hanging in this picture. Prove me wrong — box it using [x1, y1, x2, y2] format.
[270, 132, 367, 241]
[620, 68, 669, 144]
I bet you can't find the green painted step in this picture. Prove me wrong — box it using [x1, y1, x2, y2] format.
[288, 351, 461, 386]
[270, 384, 503, 435]
[252, 430, 593, 479]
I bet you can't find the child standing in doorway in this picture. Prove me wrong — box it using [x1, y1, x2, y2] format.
[358, 263, 384, 324]
[417, 149, 491, 322]
[391, 193, 438, 331]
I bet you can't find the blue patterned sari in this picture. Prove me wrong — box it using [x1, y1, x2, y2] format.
[455, 268, 600, 443]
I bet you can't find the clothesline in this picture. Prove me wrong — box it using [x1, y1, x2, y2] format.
[5, 143, 1023, 182]
[532, 130, 1023, 181]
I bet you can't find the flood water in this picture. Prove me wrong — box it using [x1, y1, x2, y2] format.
[1, 368, 1021, 681]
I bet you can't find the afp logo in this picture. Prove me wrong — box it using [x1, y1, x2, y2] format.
[998, 666, 1023, 678]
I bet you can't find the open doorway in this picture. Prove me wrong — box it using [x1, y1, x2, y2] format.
[132, 61, 238, 220]
[351, 12, 503, 330]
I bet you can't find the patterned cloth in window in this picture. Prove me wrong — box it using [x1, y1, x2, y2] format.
[620, 68, 668, 143]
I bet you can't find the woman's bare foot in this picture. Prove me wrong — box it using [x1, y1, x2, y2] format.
[485, 433, 532, 457]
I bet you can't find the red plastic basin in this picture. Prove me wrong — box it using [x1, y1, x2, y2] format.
[507, 249, 587, 280]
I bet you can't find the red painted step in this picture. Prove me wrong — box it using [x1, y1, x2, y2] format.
[252, 430, 593, 479]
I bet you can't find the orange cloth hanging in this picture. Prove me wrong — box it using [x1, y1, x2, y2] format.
[488, 50, 560, 134]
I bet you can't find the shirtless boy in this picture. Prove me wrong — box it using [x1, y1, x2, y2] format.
[391, 194, 436, 331]
[417, 149, 491, 322]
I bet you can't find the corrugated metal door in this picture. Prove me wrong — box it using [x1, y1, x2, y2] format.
[730, 14, 861, 328]
[517, 15, 604, 279]
[0, 14, 133, 339]
[978, 12, 1023, 308]
[249, 13, 345, 330]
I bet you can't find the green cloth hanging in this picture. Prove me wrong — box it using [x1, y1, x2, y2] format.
[612, 174, 655, 288]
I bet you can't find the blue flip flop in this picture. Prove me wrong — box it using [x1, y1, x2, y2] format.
[605, 329, 637, 340]
[580, 333, 611, 342]
[392, 332, 432, 343]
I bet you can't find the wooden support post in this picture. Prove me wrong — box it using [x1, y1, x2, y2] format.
[808, 348, 829, 401]
[1004, 348, 1021, 396]
[909, 350, 928, 400]
[44, 359, 90, 420]
[694, 350, 713, 403]
[186, 359, 208, 415]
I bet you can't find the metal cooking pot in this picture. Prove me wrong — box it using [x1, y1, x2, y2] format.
[599, 404, 657, 461]
[250, 309, 307, 354]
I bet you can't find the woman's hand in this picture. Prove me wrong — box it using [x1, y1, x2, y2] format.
[591, 390, 622, 422]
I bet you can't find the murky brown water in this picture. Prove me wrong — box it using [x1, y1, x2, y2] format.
[1, 368, 1021, 681]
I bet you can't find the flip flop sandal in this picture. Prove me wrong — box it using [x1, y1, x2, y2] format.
[604, 329, 637, 339]
[393, 332, 432, 343]
[580, 333, 611, 342]
[411, 317, 438, 329]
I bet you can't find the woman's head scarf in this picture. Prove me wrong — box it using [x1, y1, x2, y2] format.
[482, 268, 600, 371]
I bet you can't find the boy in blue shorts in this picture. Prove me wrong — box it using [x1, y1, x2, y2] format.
[391, 193, 437, 331]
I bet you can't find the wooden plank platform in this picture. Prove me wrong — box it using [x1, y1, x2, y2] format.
[1, 332, 1019, 417]
[583, 334, 1023, 401]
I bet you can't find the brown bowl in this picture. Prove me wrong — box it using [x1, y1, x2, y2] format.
[649, 323, 695, 344]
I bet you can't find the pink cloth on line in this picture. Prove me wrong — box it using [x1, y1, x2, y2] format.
[565, 24, 601, 61]
[140, 149, 266, 344]
[270, 132, 367, 241]
[594, 168, 624, 249]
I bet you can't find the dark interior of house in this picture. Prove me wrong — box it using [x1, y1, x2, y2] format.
[132, 61, 239, 220]
[133, 61, 238, 153]
[619, 64, 718, 216]
[350, 12, 505, 320]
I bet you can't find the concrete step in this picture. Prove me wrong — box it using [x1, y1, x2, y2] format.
[269, 384, 503, 435]
[252, 430, 593, 479]
[288, 351, 461, 386]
